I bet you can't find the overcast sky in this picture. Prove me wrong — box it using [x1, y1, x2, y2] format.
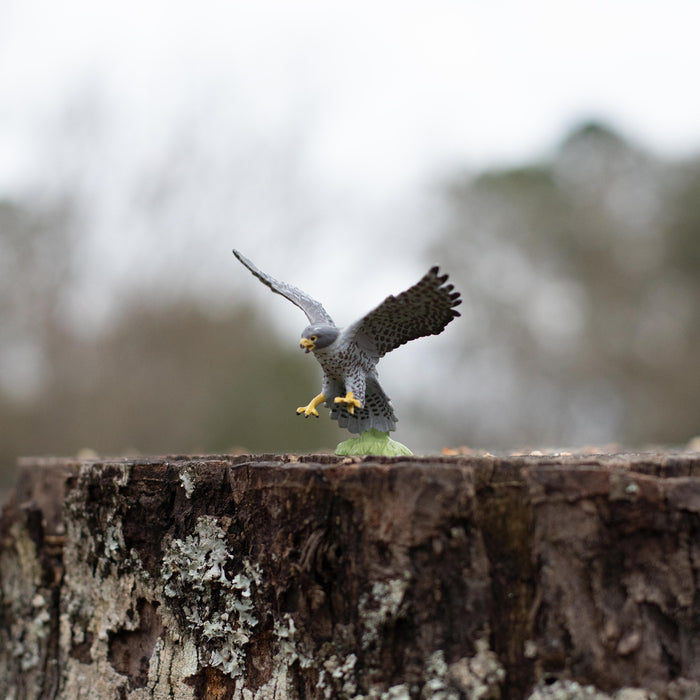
[3, 0, 700, 329]
[3, 0, 700, 196]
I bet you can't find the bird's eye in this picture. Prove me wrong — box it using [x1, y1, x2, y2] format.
[311, 335, 318, 342]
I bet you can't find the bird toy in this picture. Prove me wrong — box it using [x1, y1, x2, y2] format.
[233, 249, 461, 456]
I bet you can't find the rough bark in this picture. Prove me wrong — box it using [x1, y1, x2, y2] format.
[2, 451, 700, 699]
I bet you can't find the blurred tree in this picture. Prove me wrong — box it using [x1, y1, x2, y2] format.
[664, 160, 700, 276]
[429, 121, 700, 447]
[0, 197, 79, 395]
[1, 196, 81, 486]
[34, 298, 338, 456]
[0, 196, 337, 500]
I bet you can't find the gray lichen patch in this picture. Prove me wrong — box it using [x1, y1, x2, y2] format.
[0, 512, 57, 700]
[64, 461, 132, 574]
[273, 614, 314, 670]
[358, 575, 411, 650]
[423, 642, 505, 699]
[526, 680, 659, 699]
[312, 640, 505, 700]
[179, 468, 196, 499]
[2, 530, 51, 669]
[319, 652, 359, 698]
[265, 616, 361, 700]
[161, 515, 262, 678]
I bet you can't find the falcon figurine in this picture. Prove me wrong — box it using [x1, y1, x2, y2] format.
[233, 249, 461, 437]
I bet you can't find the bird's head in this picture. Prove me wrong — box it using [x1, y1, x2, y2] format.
[300, 325, 339, 353]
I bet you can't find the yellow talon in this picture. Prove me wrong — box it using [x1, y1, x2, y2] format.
[297, 392, 326, 417]
[334, 391, 362, 415]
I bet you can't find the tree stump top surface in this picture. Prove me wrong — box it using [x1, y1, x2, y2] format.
[15, 447, 700, 473]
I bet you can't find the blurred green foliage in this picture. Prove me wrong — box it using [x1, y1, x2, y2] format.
[432, 121, 700, 447]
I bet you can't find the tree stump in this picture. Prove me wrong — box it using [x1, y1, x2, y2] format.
[2, 451, 700, 699]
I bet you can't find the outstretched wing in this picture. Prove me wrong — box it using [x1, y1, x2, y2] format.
[233, 249, 334, 326]
[346, 266, 461, 358]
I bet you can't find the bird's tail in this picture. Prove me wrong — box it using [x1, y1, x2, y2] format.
[330, 376, 397, 434]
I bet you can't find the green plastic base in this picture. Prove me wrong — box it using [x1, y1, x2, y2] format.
[335, 428, 413, 457]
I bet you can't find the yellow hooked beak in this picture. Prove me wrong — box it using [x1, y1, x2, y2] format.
[300, 337, 315, 353]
